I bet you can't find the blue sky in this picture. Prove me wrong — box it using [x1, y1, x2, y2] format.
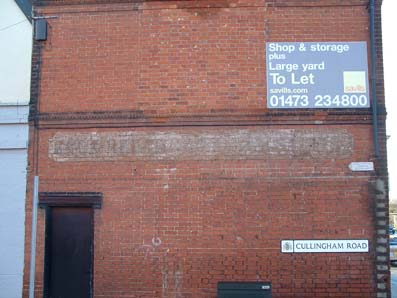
[382, 0, 396, 200]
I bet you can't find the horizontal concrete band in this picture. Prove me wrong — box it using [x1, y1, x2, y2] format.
[0, 124, 29, 149]
[0, 105, 29, 124]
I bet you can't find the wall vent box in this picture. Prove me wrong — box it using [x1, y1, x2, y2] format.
[35, 19, 48, 41]
[218, 282, 272, 298]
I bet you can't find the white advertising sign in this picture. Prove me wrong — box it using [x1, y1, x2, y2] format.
[266, 42, 370, 109]
[281, 240, 369, 253]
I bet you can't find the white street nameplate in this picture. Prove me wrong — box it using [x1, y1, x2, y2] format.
[281, 240, 369, 253]
[348, 162, 374, 172]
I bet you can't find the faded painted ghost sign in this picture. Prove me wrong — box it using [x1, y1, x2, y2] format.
[266, 42, 370, 109]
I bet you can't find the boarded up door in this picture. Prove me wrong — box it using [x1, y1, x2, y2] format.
[45, 207, 93, 298]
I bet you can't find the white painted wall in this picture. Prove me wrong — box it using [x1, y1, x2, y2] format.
[0, 150, 28, 298]
[0, 0, 32, 104]
[0, 1, 32, 297]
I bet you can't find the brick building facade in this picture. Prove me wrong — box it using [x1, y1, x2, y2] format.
[24, 0, 389, 297]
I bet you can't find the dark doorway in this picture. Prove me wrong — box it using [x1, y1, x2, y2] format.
[44, 207, 93, 298]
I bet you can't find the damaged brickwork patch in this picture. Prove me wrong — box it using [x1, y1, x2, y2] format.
[48, 128, 353, 162]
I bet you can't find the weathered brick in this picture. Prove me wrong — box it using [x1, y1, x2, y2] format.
[23, 1, 388, 298]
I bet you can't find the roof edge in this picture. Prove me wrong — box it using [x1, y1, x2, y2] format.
[15, 0, 32, 23]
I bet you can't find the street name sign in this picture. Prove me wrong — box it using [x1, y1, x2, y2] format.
[349, 162, 374, 172]
[281, 240, 369, 253]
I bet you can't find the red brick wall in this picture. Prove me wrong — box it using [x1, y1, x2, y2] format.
[36, 1, 371, 115]
[24, 1, 388, 297]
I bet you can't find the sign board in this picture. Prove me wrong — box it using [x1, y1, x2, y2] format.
[349, 162, 374, 172]
[266, 42, 370, 109]
[281, 240, 369, 253]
